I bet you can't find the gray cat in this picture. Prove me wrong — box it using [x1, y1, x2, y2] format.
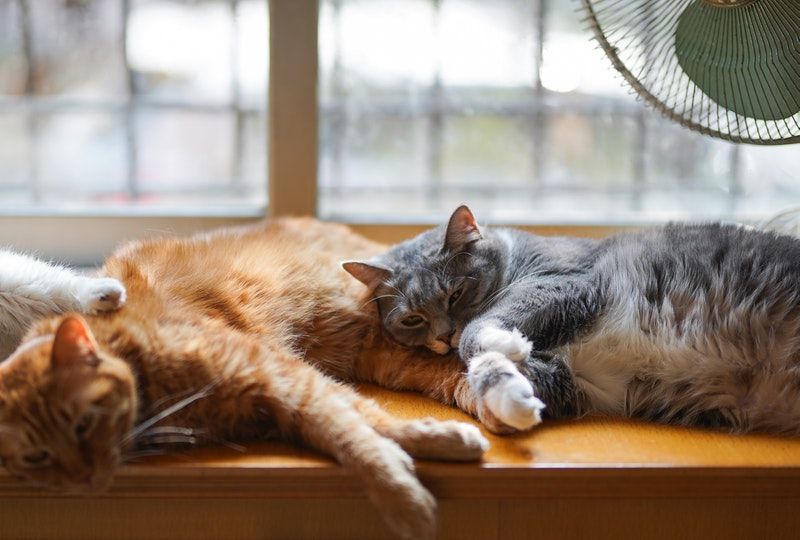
[344, 205, 800, 435]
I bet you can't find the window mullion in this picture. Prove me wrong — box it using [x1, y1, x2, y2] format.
[268, 0, 319, 217]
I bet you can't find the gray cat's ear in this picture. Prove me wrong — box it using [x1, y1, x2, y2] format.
[443, 205, 482, 252]
[341, 261, 393, 290]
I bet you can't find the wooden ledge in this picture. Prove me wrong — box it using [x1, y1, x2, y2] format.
[3, 385, 800, 500]
[4, 386, 800, 539]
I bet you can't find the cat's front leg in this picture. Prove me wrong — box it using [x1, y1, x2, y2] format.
[467, 351, 545, 433]
[465, 350, 582, 433]
[471, 324, 533, 363]
[460, 318, 545, 433]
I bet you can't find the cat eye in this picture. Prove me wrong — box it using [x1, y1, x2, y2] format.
[400, 315, 426, 328]
[75, 412, 96, 439]
[448, 286, 464, 308]
[22, 449, 51, 468]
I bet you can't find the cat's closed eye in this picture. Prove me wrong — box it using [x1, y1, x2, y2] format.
[401, 314, 426, 328]
[22, 449, 51, 468]
[448, 286, 464, 308]
[75, 412, 96, 439]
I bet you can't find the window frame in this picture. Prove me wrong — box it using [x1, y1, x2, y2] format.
[0, 0, 631, 265]
[248, 0, 652, 240]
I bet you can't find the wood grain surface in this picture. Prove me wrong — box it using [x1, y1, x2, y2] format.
[2, 384, 800, 539]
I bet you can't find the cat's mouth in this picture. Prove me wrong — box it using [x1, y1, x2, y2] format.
[450, 330, 461, 350]
[427, 330, 462, 355]
[427, 340, 451, 355]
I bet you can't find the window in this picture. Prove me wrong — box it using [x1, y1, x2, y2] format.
[1, 0, 799, 263]
[317, 0, 799, 223]
[0, 0, 268, 214]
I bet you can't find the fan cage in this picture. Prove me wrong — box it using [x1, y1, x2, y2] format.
[580, 0, 800, 145]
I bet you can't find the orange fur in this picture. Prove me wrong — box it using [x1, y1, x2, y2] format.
[0, 219, 488, 540]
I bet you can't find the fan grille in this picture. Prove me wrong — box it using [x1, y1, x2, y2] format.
[580, 0, 800, 145]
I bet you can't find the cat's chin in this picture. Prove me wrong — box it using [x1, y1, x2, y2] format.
[426, 341, 451, 355]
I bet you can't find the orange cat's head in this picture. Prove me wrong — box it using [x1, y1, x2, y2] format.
[0, 315, 137, 492]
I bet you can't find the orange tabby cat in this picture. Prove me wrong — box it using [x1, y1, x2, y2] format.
[0, 218, 489, 540]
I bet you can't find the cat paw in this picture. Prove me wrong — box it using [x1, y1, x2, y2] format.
[476, 326, 532, 362]
[469, 352, 544, 432]
[393, 418, 489, 461]
[79, 278, 127, 314]
[364, 439, 437, 540]
[484, 375, 544, 431]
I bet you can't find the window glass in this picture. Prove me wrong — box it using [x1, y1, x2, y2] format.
[0, 0, 267, 213]
[318, 0, 798, 223]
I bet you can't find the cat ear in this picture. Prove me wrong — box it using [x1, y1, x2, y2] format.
[51, 316, 100, 369]
[341, 261, 393, 290]
[443, 205, 482, 252]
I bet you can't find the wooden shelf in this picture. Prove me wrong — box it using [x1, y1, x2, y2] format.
[3, 385, 800, 539]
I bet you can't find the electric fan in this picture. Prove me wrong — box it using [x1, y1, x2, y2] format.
[579, 0, 800, 145]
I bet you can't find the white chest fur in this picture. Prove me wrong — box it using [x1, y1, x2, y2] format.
[557, 295, 674, 414]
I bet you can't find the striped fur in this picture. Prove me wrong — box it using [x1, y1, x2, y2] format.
[0, 219, 488, 540]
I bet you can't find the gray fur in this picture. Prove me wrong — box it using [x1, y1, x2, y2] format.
[354, 207, 800, 435]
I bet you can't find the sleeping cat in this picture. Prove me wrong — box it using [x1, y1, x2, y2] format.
[0, 249, 126, 358]
[344, 205, 800, 435]
[0, 219, 488, 540]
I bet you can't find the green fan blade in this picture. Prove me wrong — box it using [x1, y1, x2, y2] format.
[675, 0, 800, 121]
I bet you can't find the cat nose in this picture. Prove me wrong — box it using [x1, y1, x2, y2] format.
[437, 331, 454, 343]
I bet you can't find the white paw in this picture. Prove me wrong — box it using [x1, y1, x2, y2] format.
[79, 278, 127, 314]
[477, 325, 532, 362]
[470, 352, 544, 432]
[484, 373, 544, 431]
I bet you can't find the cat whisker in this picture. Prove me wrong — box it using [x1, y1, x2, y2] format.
[442, 251, 473, 276]
[121, 448, 169, 463]
[147, 387, 204, 416]
[362, 294, 401, 307]
[122, 430, 209, 462]
[385, 305, 403, 320]
[202, 436, 247, 453]
[478, 272, 541, 310]
[122, 379, 221, 444]
[383, 283, 409, 302]
[140, 426, 205, 438]
[421, 267, 440, 281]
[140, 434, 198, 446]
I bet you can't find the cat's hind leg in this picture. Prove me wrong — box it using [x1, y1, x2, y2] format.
[351, 398, 489, 461]
[0, 250, 126, 317]
[75, 277, 126, 314]
[0, 252, 125, 356]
